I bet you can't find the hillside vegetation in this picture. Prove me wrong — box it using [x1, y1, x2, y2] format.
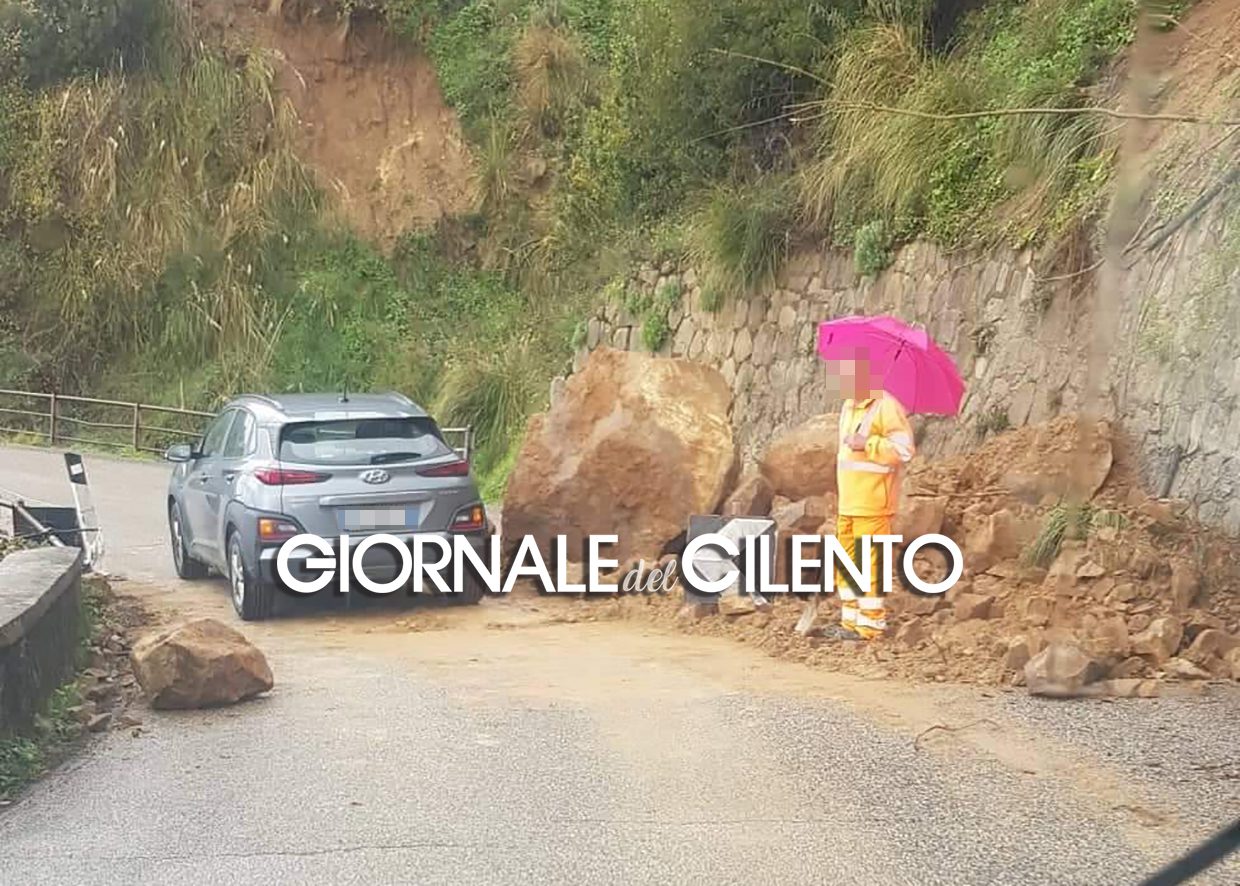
[0, 0, 1147, 492]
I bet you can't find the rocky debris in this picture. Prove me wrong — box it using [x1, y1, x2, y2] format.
[1162, 657, 1211, 680]
[1170, 560, 1200, 611]
[606, 416, 1240, 693]
[772, 496, 832, 536]
[718, 588, 767, 616]
[1131, 617, 1184, 665]
[722, 470, 773, 517]
[1001, 420, 1113, 502]
[953, 593, 994, 622]
[503, 347, 737, 565]
[1025, 643, 1103, 697]
[1084, 614, 1130, 662]
[1183, 628, 1239, 673]
[963, 508, 1022, 573]
[86, 712, 112, 733]
[758, 413, 838, 499]
[1003, 636, 1034, 672]
[895, 495, 947, 539]
[676, 600, 717, 622]
[132, 619, 274, 710]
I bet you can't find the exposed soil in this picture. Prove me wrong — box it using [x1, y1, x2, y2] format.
[192, 0, 476, 248]
[569, 417, 1240, 691]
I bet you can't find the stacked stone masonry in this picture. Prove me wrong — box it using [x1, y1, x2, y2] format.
[572, 202, 1240, 532]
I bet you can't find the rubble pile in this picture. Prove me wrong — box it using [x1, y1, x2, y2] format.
[617, 416, 1240, 694]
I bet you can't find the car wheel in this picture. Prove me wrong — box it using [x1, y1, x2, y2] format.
[444, 573, 484, 606]
[228, 531, 272, 621]
[169, 502, 208, 580]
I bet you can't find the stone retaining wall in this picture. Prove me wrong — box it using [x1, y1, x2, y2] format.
[571, 195, 1240, 532]
[0, 547, 84, 736]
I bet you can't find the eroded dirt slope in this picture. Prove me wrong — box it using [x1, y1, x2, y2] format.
[193, 0, 475, 247]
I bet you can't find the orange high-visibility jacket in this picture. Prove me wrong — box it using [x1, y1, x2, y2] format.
[837, 392, 916, 517]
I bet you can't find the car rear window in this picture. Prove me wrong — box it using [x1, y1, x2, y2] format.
[278, 417, 450, 466]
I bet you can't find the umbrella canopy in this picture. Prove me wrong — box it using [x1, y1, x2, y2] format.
[817, 315, 965, 415]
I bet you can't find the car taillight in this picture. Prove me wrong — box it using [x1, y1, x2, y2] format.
[417, 460, 470, 478]
[451, 504, 486, 532]
[258, 517, 301, 542]
[253, 467, 331, 485]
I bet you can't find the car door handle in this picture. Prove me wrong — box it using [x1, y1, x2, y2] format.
[191, 474, 210, 484]
[222, 470, 238, 482]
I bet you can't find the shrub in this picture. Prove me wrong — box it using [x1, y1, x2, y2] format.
[688, 177, 794, 301]
[800, 0, 1136, 246]
[854, 220, 892, 277]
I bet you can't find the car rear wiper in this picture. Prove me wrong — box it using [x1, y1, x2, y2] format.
[369, 451, 422, 465]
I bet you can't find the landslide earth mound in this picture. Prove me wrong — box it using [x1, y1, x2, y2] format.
[601, 417, 1240, 692]
[192, 0, 475, 247]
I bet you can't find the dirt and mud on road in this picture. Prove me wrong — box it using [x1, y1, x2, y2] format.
[2, 444, 1238, 884]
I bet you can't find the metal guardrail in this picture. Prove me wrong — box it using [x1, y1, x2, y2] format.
[0, 389, 473, 461]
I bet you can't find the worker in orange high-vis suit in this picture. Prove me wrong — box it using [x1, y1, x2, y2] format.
[825, 358, 915, 640]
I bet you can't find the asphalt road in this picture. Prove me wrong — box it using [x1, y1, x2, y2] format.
[1, 446, 1237, 885]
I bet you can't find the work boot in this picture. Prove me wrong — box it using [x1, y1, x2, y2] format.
[820, 624, 864, 642]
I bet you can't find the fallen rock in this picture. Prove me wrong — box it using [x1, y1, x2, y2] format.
[964, 509, 1021, 573]
[1131, 616, 1183, 665]
[1097, 678, 1144, 699]
[772, 497, 831, 536]
[1183, 629, 1239, 667]
[1003, 420, 1113, 501]
[894, 620, 927, 646]
[1109, 655, 1149, 679]
[722, 470, 774, 517]
[502, 348, 738, 565]
[1163, 657, 1211, 680]
[1003, 636, 1032, 672]
[758, 414, 838, 498]
[676, 600, 717, 622]
[953, 593, 994, 622]
[1169, 560, 1200, 611]
[1022, 596, 1052, 627]
[1086, 614, 1130, 662]
[1025, 643, 1104, 697]
[894, 496, 947, 540]
[903, 593, 945, 616]
[86, 712, 112, 733]
[1226, 648, 1240, 681]
[131, 619, 274, 710]
[717, 588, 760, 617]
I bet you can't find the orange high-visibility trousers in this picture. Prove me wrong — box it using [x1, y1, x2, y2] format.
[835, 514, 890, 639]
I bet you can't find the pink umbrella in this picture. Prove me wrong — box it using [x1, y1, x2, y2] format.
[817, 315, 965, 415]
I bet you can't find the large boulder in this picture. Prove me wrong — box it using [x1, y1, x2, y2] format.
[758, 414, 838, 499]
[502, 348, 737, 565]
[1025, 643, 1103, 697]
[131, 619, 273, 710]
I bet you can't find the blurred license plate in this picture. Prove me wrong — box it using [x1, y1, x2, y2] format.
[338, 507, 420, 531]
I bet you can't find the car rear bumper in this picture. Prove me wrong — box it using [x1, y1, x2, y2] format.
[259, 530, 493, 590]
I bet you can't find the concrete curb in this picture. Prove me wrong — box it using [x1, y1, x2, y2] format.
[0, 547, 84, 735]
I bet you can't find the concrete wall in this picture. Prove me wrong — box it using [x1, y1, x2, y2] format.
[0, 547, 84, 736]
[572, 192, 1240, 532]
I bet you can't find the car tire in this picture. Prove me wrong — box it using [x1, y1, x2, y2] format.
[169, 502, 209, 580]
[445, 573, 484, 606]
[228, 530, 273, 621]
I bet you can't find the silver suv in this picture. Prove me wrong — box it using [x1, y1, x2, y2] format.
[165, 392, 487, 620]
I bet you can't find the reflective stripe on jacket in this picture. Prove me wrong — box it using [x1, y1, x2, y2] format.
[837, 392, 915, 517]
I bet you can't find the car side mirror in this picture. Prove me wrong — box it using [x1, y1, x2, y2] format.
[164, 443, 195, 463]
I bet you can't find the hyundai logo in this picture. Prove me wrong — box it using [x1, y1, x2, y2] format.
[360, 469, 390, 485]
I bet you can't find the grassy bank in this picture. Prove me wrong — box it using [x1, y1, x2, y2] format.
[1, 0, 1144, 495]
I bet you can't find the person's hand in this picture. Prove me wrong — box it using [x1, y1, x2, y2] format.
[844, 433, 867, 452]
